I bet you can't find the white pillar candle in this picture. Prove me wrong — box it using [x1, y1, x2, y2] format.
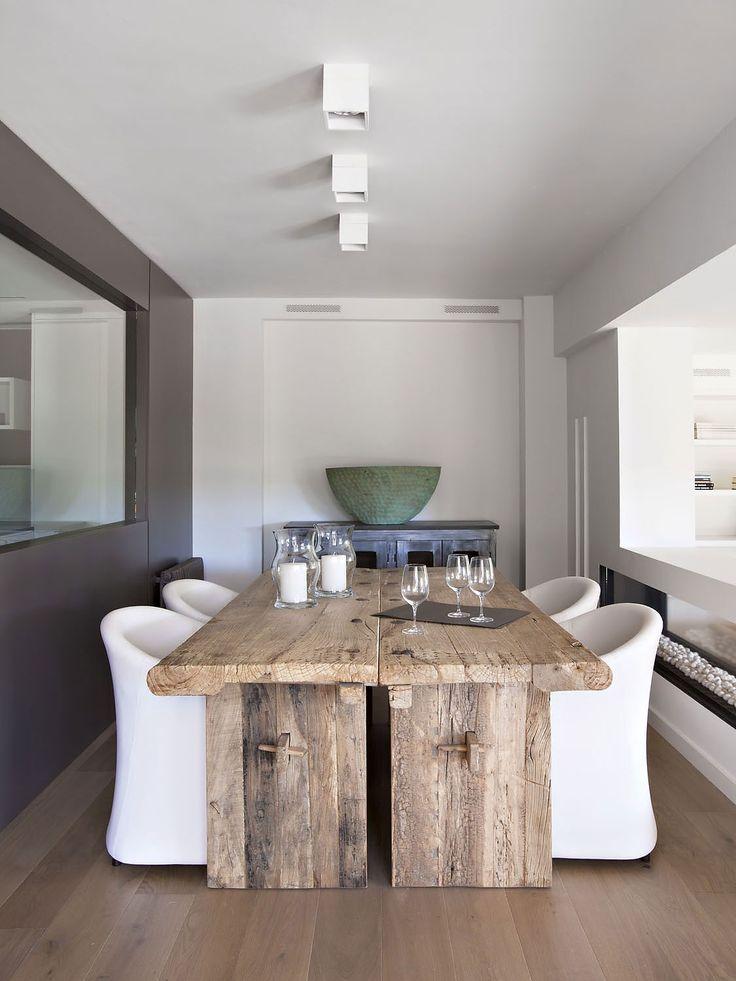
[320, 553, 347, 593]
[279, 561, 308, 604]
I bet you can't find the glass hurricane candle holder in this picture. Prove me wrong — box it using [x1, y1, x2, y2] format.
[315, 523, 356, 598]
[271, 528, 319, 609]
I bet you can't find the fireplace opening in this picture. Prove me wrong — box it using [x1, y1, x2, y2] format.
[600, 566, 736, 728]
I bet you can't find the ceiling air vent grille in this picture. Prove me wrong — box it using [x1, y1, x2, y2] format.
[444, 304, 500, 315]
[285, 303, 341, 314]
[694, 367, 731, 377]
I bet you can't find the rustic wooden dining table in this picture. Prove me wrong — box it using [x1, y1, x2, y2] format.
[147, 567, 611, 890]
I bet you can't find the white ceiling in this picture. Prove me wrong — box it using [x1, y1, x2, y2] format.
[2, 0, 736, 298]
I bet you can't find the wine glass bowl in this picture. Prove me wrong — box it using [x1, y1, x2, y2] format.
[445, 552, 470, 618]
[468, 555, 495, 624]
[401, 564, 430, 635]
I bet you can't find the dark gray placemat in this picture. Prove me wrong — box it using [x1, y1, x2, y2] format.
[373, 602, 529, 629]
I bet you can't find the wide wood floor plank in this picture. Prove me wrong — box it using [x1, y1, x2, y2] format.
[0, 785, 113, 930]
[648, 729, 734, 814]
[160, 890, 258, 981]
[0, 770, 112, 909]
[231, 890, 319, 980]
[0, 928, 42, 981]
[9, 852, 145, 981]
[560, 856, 736, 980]
[655, 803, 736, 897]
[308, 888, 381, 981]
[443, 890, 531, 981]
[382, 890, 457, 981]
[507, 870, 604, 980]
[136, 866, 206, 896]
[83, 891, 194, 981]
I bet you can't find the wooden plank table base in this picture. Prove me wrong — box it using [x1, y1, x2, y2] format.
[148, 567, 610, 890]
[380, 569, 611, 889]
[148, 574, 380, 890]
[207, 681, 367, 889]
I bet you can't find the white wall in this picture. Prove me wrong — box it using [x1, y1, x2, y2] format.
[193, 299, 263, 590]
[263, 318, 521, 582]
[563, 327, 736, 802]
[649, 674, 736, 805]
[521, 296, 568, 587]
[565, 331, 620, 578]
[555, 116, 736, 354]
[193, 296, 567, 592]
[618, 327, 694, 548]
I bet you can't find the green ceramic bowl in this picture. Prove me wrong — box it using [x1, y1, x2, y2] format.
[325, 466, 441, 525]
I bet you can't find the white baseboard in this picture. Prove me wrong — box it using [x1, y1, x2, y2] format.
[649, 674, 736, 805]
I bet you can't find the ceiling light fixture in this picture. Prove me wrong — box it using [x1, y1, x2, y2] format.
[332, 154, 368, 203]
[323, 64, 369, 131]
[339, 213, 368, 252]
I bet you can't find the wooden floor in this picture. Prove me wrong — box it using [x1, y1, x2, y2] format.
[0, 724, 735, 981]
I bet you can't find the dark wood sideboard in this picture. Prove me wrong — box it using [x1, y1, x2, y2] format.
[284, 520, 498, 569]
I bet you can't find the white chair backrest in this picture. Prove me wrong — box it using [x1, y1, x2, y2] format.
[162, 579, 238, 624]
[562, 602, 663, 708]
[524, 576, 600, 622]
[101, 606, 202, 698]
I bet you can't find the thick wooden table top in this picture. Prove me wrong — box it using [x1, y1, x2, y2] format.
[147, 572, 381, 695]
[378, 568, 612, 691]
[147, 568, 611, 696]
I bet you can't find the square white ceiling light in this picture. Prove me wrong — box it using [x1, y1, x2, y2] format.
[332, 154, 368, 203]
[323, 64, 369, 131]
[339, 213, 368, 252]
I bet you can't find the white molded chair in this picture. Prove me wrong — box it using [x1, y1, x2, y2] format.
[101, 606, 206, 865]
[162, 578, 238, 624]
[523, 576, 601, 623]
[552, 603, 663, 860]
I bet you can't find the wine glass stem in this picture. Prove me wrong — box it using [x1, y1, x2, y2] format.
[412, 603, 418, 629]
[478, 595, 484, 619]
[455, 590, 463, 615]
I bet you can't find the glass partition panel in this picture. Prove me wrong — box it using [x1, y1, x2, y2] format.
[0, 231, 127, 547]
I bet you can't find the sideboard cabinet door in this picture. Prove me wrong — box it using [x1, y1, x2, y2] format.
[353, 540, 392, 569]
[442, 538, 495, 564]
[396, 539, 443, 568]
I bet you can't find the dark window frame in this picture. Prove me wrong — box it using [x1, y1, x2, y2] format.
[0, 207, 145, 552]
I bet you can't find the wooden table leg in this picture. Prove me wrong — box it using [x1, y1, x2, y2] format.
[390, 682, 552, 887]
[206, 682, 367, 889]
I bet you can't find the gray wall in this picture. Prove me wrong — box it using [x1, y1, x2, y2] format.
[0, 122, 193, 827]
[0, 522, 147, 827]
[148, 264, 193, 578]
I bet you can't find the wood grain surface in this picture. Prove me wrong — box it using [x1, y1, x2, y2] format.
[148, 573, 380, 695]
[148, 568, 610, 697]
[390, 682, 552, 887]
[378, 569, 611, 691]
[207, 682, 367, 889]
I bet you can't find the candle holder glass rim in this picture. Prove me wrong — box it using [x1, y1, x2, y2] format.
[272, 527, 319, 610]
[314, 522, 357, 599]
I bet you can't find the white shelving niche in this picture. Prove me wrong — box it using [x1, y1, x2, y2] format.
[693, 353, 736, 543]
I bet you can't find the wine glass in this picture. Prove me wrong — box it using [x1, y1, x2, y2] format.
[468, 555, 495, 624]
[401, 564, 430, 635]
[445, 552, 470, 618]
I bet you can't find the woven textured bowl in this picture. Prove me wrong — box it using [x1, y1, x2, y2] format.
[325, 466, 441, 525]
